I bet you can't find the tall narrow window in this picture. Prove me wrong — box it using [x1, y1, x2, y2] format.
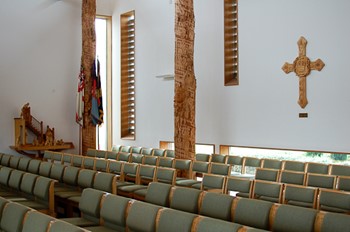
[120, 11, 135, 140]
[224, 0, 239, 86]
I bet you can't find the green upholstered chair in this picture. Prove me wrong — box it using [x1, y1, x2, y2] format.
[174, 159, 193, 179]
[86, 148, 97, 157]
[158, 157, 174, 168]
[0, 166, 13, 189]
[271, 204, 318, 232]
[282, 184, 318, 208]
[176, 161, 209, 187]
[141, 147, 153, 156]
[169, 186, 202, 213]
[192, 216, 243, 232]
[27, 159, 41, 174]
[130, 153, 144, 164]
[315, 211, 350, 232]
[225, 176, 253, 198]
[306, 173, 336, 189]
[0, 202, 31, 232]
[241, 157, 262, 178]
[131, 146, 142, 154]
[255, 168, 280, 182]
[48, 220, 88, 232]
[17, 158, 30, 171]
[211, 154, 227, 163]
[210, 163, 232, 176]
[143, 155, 158, 166]
[82, 156, 95, 170]
[165, 149, 175, 158]
[54, 166, 80, 192]
[111, 145, 121, 152]
[85, 193, 131, 232]
[16, 173, 39, 200]
[252, 180, 283, 203]
[155, 167, 176, 185]
[94, 158, 108, 172]
[232, 198, 273, 230]
[126, 201, 162, 232]
[117, 152, 131, 162]
[330, 164, 350, 176]
[192, 173, 226, 193]
[336, 175, 350, 191]
[0, 197, 10, 218]
[72, 156, 83, 168]
[195, 153, 211, 162]
[318, 189, 350, 213]
[119, 163, 139, 183]
[306, 162, 330, 174]
[22, 210, 55, 232]
[9, 156, 20, 169]
[95, 150, 107, 159]
[39, 161, 53, 177]
[62, 188, 106, 227]
[156, 208, 197, 232]
[0, 154, 11, 166]
[51, 152, 63, 164]
[0, 170, 25, 197]
[282, 160, 306, 172]
[119, 146, 132, 153]
[62, 153, 73, 166]
[106, 151, 118, 160]
[43, 150, 53, 162]
[107, 160, 124, 176]
[261, 159, 282, 170]
[199, 192, 234, 221]
[92, 172, 117, 194]
[279, 170, 306, 185]
[49, 163, 66, 182]
[142, 182, 172, 206]
[153, 148, 165, 157]
[227, 155, 244, 176]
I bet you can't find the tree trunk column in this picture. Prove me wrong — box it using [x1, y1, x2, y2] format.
[81, 0, 96, 155]
[174, 0, 196, 161]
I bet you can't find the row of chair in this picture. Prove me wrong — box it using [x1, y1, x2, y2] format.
[64, 186, 350, 232]
[0, 197, 89, 232]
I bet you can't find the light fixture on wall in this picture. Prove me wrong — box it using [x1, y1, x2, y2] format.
[156, 74, 174, 81]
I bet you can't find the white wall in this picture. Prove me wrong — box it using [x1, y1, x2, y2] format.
[112, 0, 350, 153]
[0, 0, 113, 155]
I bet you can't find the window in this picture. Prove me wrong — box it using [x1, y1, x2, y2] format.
[224, 0, 239, 86]
[120, 11, 136, 140]
[95, 16, 112, 150]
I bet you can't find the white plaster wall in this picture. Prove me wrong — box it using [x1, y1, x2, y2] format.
[0, 0, 113, 155]
[112, 0, 350, 153]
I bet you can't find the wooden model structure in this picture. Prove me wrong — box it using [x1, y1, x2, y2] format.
[12, 103, 74, 158]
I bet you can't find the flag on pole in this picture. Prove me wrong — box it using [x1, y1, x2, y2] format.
[91, 58, 104, 126]
[76, 65, 85, 126]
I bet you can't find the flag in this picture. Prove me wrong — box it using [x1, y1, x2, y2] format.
[75, 65, 85, 126]
[91, 58, 104, 126]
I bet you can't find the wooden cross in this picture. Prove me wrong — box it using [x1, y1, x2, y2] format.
[282, 36, 325, 108]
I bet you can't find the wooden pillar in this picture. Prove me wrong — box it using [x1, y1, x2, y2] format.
[81, 0, 96, 155]
[174, 0, 196, 161]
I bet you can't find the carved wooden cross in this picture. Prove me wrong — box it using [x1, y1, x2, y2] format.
[282, 36, 325, 108]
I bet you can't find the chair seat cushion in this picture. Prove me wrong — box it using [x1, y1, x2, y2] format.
[117, 185, 147, 193]
[84, 226, 123, 232]
[62, 217, 99, 227]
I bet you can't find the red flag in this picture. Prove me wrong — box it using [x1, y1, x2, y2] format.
[76, 65, 85, 126]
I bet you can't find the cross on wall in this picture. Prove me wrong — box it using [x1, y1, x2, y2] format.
[282, 36, 325, 109]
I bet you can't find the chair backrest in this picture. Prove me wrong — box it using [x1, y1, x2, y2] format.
[100, 193, 131, 231]
[330, 164, 350, 176]
[200, 174, 226, 193]
[336, 175, 350, 191]
[49, 164, 66, 182]
[94, 158, 108, 172]
[0, 202, 31, 232]
[306, 173, 336, 189]
[108, 160, 124, 175]
[155, 167, 176, 185]
[121, 163, 139, 182]
[27, 159, 41, 173]
[117, 152, 131, 162]
[282, 160, 306, 172]
[43, 151, 53, 162]
[174, 159, 193, 178]
[51, 152, 63, 164]
[199, 191, 234, 221]
[39, 161, 53, 177]
[8, 169, 25, 190]
[271, 204, 317, 232]
[252, 180, 283, 203]
[137, 165, 156, 185]
[78, 188, 106, 224]
[77, 169, 97, 189]
[255, 168, 280, 182]
[210, 163, 232, 176]
[95, 150, 107, 159]
[141, 147, 153, 156]
[192, 216, 242, 232]
[9, 156, 20, 169]
[262, 159, 282, 170]
[106, 151, 118, 160]
[131, 153, 144, 164]
[318, 189, 350, 213]
[156, 208, 197, 232]
[62, 166, 80, 186]
[283, 184, 318, 209]
[131, 146, 142, 154]
[33, 176, 56, 206]
[0, 166, 13, 186]
[315, 211, 350, 232]
[22, 210, 55, 232]
[279, 170, 306, 185]
[170, 186, 202, 213]
[126, 201, 161, 232]
[226, 156, 244, 175]
[165, 149, 175, 158]
[112, 145, 121, 152]
[0, 154, 11, 166]
[225, 176, 253, 198]
[158, 157, 174, 168]
[62, 153, 72, 165]
[195, 153, 211, 162]
[232, 197, 273, 230]
[143, 156, 158, 166]
[17, 158, 30, 171]
[211, 154, 227, 163]
[0, 197, 10, 219]
[86, 149, 96, 157]
[93, 172, 117, 194]
[48, 220, 87, 232]
[82, 156, 95, 170]
[153, 148, 165, 157]
[120, 146, 132, 153]
[306, 162, 330, 174]
[242, 157, 262, 175]
[145, 182, 172, 207]
[20, 173, 39, 195]
[71, 155, 83, 168]
[192, 161, 210, 177]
